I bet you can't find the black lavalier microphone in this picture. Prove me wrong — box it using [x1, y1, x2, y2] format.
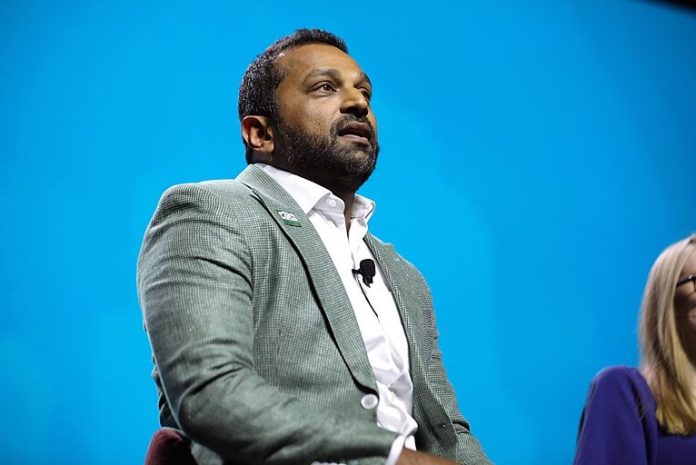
[352, 259, 376, 287]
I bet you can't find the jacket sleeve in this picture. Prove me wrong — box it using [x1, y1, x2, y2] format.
[137, 184, 396, 465]
[425, 325, 492, 465]
[572, 367, 652, 465]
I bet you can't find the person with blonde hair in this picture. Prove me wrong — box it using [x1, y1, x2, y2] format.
[573, 234, 696, 465]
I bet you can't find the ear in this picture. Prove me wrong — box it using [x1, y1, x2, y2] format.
[242, 115, 274, 157]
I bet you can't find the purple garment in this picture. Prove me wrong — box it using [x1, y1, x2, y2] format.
[573, 366, 696, 465]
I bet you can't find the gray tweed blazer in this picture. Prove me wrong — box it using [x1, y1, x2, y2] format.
[137, 164, 490, 465]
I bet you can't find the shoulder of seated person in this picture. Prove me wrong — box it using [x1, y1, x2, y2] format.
[592, 365, 646, 390]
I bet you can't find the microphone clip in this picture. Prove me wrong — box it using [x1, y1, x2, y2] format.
[352, 259, 376, 287]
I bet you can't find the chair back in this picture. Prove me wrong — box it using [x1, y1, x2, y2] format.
[144, 427, 197, 465]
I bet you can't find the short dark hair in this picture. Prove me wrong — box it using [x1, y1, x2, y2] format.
[238, 29, 348, 162]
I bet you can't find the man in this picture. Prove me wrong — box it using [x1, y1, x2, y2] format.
[137, 29, 491, 465]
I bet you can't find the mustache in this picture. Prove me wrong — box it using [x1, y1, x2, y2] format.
[332, 115, 376, 142]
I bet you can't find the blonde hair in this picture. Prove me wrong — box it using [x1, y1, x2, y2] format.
[640, 233, 696, 434]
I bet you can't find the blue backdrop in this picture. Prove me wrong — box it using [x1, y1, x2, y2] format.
[2, 1, 695, 464]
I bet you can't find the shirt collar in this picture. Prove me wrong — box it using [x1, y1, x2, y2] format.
[256, 163, 375, 221]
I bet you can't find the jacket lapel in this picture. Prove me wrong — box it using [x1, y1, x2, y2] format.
[237, 165, 378, 393]
[364, 234, 428, 383]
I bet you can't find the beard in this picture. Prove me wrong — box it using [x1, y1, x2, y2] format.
[273, 115, 380, 194]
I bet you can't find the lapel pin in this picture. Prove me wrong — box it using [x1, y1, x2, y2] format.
[277, 210, 302, 227]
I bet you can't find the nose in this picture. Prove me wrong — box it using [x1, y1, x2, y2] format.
[340, 87, 369, 118]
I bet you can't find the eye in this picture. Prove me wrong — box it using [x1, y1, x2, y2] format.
[360, 88, 372, 101]
[313, 82, 336, 93]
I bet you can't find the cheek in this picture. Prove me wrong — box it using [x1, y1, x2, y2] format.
[688, 310, 696, 332]
[298, 106, 334, 135]
[676, 301, 696, 334]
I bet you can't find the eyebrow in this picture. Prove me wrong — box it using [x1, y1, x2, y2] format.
[303, 68, 372, 87]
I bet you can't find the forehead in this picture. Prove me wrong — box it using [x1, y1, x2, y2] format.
[276, 43, 366, 83]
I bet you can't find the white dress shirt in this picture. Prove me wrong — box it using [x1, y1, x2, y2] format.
[258, 164, 418, 464]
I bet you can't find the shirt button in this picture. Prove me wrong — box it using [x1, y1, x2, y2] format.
[328, 199, 337, 207]
[360, 394, 379, 410]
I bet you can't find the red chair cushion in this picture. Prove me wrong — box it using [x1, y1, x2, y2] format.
[144, 428, 197, 465]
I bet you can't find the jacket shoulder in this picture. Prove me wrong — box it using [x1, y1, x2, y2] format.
[161, 179, 253, 203]
[152, 179, 265, 219]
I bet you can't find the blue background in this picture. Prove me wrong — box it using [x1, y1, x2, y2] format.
[1, 1, 695, 464]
